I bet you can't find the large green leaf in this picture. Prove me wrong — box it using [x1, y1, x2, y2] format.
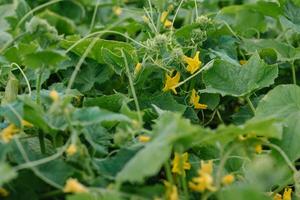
[23, 50, 67, 69]
[116, 142, 172, 183]
[71, 107, 130, 126]
[255, 84, 300, 120]
[216, 5, 267, 37]
[116, 112, 201, 183]
[218, 185, 272, 200]
[241, 39, 300, 61]
[84, 93, 129, 112]
[202, 53, 278, 97]
[38, 10, 76, 35]
[60, 36, 137, 64]
[276, 112, 300, 161]
[256, 85, 300, 161]
[139, 93, 187, 113]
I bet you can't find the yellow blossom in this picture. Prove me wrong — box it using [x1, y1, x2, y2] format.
[162, 71, 180, 94]
[0, 124, 19, 143]
[273, 193, 282, 200]
[142, 15, 149, 23]
[172, 152, 191, 175]
[189, 160, 216, 192]
[239, 60, 247, 65]
[283, 188, 292, 200]
[190, 89, 208, 110]
[138, 135, 151, 143]
[0, 188, 9, 197]
[164, 181, 179, 200]
[255, 144, 263, 154]
[63, 178, 88, 193]
[189, 173, 216, 192]
[113, 6, 122, 16]
[183, 51, 202, 74]
[200, 160, 213, 175]
[222, 174, 235, 185]
[50, 90, 59, 102]
[22, 120, 33, 128]
[66, 144, 77, 156]
[160, 11, 172, 28]
[134, 63, 142, 75]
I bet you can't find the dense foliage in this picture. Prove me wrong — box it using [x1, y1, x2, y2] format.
[1, 0, 300, 199]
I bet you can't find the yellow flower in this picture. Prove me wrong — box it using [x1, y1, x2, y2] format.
[160, 11, 172, 28]
[50, 90, 59, 102]
[183, 51, 202, 74]
[199, 160, 213, 175]
[142, 15, 149, 23]
[63, 178, 88, 193]
[222, 174, 235, 185]
[239, 60, 247, 65]
[162, 71, 180, 94]
[164, 181, 179, 200]
[113, 6, 122, 16]
[66, 144, 77, 156]
[189, 160, 216, 192]
[0, 187, 9, 197]
[273, 193, 282, 200]
[134, 63, 142, 75]
[172, 152, 191, 175]
[138, 135, 151, 143]
[255, 144, 263, 154]
[22, 120, 33, 128]
[283, 188, 292, 200]
[189, 173, 216, 192]
[0, 124, 19, 143]
[190, 89, 208, 110]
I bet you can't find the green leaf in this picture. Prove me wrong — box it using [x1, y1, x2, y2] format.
[255, 84, 300, 120]
[67, 192, 121, 200]
[60, 36, 137, 64]
[71, 107, 130, 126]
[0, 163, 17, 186]
[218, 185, 272, 200]
[23, 50, 67, 69]
[216, 5, 267, 37]
[37, 159, 74, 186]
[84, 93, 129, 112]
[275, 112, 300, 161]
[139, 93, 187, 113]
[241, 39, 300, 61]
[116, 112, 201, 183]
[38, 10, 76, 35]
[95, 147, 139, 177]
[202, 53, 278, 97]
[255, 85, 300, 161]
[116, 142, 172, 183]
[102, 48, 124, 75]
[0, 101, 24, 127]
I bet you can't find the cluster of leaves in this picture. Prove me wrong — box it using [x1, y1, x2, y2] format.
[0, 0, 300, 199]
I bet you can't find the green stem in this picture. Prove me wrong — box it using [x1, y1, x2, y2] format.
[292, 61, 297, 85]
[181, 174, 189, 200]
[36, 69, 43, 105]
[164, 161, 174, 185]
[39, 132, 46, 154]
[67, 37, 98, 92]
[265, 142, 297, 174]
[216, 145, 238, 188]
[216, 110, 224, 124]
[121, 50, 143, 126]
[89, 0, 100, 33]
[246, 96, 256, 115]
